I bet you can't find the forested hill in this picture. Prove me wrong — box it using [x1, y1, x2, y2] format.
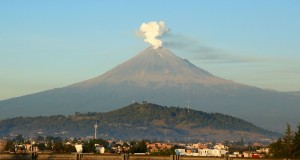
[0, 102, 279, 141]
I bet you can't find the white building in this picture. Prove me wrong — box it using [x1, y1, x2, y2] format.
[214, 143, 228, 150]
[75, 144, 83, 153]
[257, 147, 269, 154]
[198, 148, 227, 157]
[175, 144, 228, 157]
[95, 144, 105, 154]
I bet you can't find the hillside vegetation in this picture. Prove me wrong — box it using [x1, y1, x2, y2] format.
[0, 102, 279, 141]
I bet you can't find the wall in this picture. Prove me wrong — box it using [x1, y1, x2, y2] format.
[0, 154, 292, 160]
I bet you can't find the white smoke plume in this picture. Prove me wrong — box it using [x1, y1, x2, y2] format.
[139, 21, 169, 49]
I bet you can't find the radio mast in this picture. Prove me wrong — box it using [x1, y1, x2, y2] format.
[94, 121, 98, 139]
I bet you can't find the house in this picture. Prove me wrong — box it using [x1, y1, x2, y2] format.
[0, 140, 7, 152]
[147, 143, 172, 153]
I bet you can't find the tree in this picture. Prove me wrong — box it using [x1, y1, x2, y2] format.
[283, 123, 294, 159]
[82, 139, 109, 153]
[4, 140, 15, 152]
[123, 142, 129, 148]
[269, 138, 285, 158]
[37, 143, 46, 151]
[129, 140, 147, 154]
[63, 144, 76, 153]
[240, 138, 244, 145]
[150, 147, 175, 155]
[269, 122, 300, 158]
[293, 123, 300, 158]
[94, 139, 109, 148]
[36, 135, 44, 141]
[72, 138, 78, 144]
[14, 134, 24, 143]
[53, 141, 64, 153]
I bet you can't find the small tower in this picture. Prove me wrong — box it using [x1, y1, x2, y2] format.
[164, 129, 169, 143]
[132, 96, 135, 103]
[187, 97, 190, 115]
[94, 121, 98, 139]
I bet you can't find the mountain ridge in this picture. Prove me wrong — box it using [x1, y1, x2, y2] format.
[0, 102, 279, 141]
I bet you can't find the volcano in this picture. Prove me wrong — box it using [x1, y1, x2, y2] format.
[0, 47, 299, 132]
[76, 47, 235, 86]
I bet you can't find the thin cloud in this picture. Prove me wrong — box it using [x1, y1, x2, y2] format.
[163, 34, 260, 63]
[190, 50, 260, 63]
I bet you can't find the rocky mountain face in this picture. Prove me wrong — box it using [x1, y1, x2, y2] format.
[0, 103, 279, 142]
[0, 47, 299, 132]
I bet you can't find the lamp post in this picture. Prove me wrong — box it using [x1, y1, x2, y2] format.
[31, 141, 37, 160]
[248, 145, 251, 158]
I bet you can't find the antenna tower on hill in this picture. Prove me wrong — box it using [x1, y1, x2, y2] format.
[94, 121, 98, 139]
[187, 97, 190, 116]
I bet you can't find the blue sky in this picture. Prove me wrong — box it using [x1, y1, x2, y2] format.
[1, 0, 300, 100]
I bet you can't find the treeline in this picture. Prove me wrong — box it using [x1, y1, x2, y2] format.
[269, 123, 300, 158]
[3, 135, 174, 155]
[5, 135, 76, 153]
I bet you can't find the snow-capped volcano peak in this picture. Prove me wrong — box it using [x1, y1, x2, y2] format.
[76, 47, 234, 87]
